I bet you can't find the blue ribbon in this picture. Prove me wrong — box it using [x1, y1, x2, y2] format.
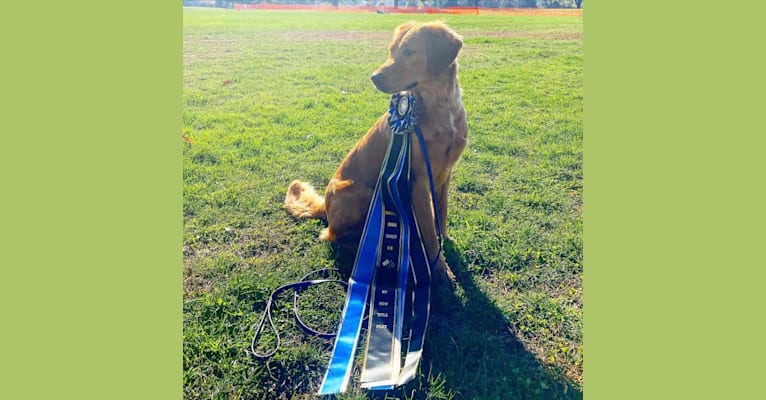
[318, 115, 411, 394]
[320, 93, 419, 394]
[317, 184, 384, 394]
[359, 120, 413, 388]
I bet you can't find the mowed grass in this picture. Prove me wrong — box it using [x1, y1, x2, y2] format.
[183, 8, 582, 400]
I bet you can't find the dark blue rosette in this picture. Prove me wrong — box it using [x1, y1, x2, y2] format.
[388, 92, 417, 135]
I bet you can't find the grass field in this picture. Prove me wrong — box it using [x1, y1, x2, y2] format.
[183, 8, 582, 399]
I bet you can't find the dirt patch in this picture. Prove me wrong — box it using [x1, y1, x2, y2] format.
[464, 30, 582, 41]
[475, 8, 582, 17]
[183, 30, 390, 45]
[273, 30, 391, 43]
[183, 29, 580, 49]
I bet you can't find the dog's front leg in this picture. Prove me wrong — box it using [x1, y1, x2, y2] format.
[412, 179, 455, 283]
[435, 168, 452, 241]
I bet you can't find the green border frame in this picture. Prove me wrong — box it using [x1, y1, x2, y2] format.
[3, 0, 765, 398]
[2, 1, 181, 398]
[586, 1, 765, 399]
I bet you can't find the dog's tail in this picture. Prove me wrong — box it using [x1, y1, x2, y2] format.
[284, 180, 326, 220]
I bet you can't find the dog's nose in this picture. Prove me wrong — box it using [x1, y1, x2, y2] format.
[370, 73, 384, 87]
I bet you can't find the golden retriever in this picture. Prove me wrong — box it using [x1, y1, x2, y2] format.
[284, 21, 467, 278]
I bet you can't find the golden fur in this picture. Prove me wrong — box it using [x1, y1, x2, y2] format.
[284, 21, 467, 278]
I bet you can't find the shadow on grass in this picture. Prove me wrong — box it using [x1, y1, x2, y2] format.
[330, 240, 582, 400]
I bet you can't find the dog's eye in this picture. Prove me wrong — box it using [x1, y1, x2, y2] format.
[402, 48, 414, 57]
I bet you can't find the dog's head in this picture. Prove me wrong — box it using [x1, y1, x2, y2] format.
[371, 21, 463, 94]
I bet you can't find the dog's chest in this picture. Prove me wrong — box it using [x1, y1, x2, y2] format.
[412, 127, 464, 176]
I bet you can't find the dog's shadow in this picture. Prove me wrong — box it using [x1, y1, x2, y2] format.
[330, 240, 582, 400]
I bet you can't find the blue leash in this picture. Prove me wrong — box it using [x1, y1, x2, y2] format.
[413, 123, 443, 267]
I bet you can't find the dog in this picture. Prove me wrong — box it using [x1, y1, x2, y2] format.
[284, 21, 467, 279]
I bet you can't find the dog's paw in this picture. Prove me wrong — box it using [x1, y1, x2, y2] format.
[432, 257, 457, 287]
[319, 228, 335, 242]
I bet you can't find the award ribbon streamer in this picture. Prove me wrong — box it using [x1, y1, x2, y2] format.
[316, 92, 437, 395]
[364, 94, 432, 390]
[360, 117, 411, 388]
[317, 112, 406, 395]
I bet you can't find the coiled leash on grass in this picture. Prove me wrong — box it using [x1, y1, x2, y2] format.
[250, 269, 347, 359]
[251, 92, 442, 395]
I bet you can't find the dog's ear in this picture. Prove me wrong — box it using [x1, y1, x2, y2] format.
[390, 21, 417, 50]
[395, 21, 417, 35]
[425, 24, 463, 77]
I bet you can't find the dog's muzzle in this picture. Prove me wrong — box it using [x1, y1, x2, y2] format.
[370, 73, 418, 94]
[370, 72, 386, 91]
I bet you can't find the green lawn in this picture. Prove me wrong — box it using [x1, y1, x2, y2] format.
[183, 8, 582, 399]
